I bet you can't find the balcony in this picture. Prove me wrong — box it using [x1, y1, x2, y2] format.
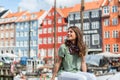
[102, 13, 110, 18]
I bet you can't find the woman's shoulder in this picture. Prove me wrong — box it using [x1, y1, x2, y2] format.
[60, 44, 66, 48]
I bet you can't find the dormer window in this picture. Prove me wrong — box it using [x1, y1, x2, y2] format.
[31, 14, 36, 19]
[22, 15, 26, 20]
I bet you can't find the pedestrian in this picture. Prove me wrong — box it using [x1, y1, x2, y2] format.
[51, 26, 96, 80]
[10, 62, 15, 75]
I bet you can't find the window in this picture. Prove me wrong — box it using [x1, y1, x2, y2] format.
[16, 32, 20, 37]
[1, 33, 4, 38]
[10, 40, 14, 46]
[16, 23, 20, 29]
[31, 14, 36, 19]
[83, 12, 89, 19]
[75, 12, 80, 20]
[83, 35, 90, 48]
[92, 34, 99, 45]
[105, 44, 110, 52]
[63, 25, 67, 32]
[21, 23, 24, 30]
[104, 31, 110, 38]
[58, 26, 62, 32]
[91, 10, 99, 18]
[48, 12, 51, 16]
[11, 32, 14, 37]
[39, 38, 42, 44]
[58, 18, 62, 23]
[11, 23, 14, 29]
[44, 20, 47, 25]
[48, 20, 52, 24]
[16, 41, 19, 47]
[112, 18, 118, 25]
[5, 41, 8, 46]
[83, 23, 90, 30]
[58, 36, 62, 43]
[20, 32, 23, 37]
[113, 30, 119, 38]
[20, 41, 24, 47]
[103, 6, 110, 14]
[33, 31, 37, 36]
[33, 40, 37, 46]
[6, 32, 9, 38]
[48, 49, 53, 56]
[24, 41, 27, 47]
[91, 21, 99, 29]
[39, 29, 42, 34]
[22, 15, 26, 20]
[112, 6, 118, 13]
[48, 27, 52, 33]
[6, 24, 9, 29]
[43, 28, 47, 34]
[69, 14, 74, 20]
[104, 19, 109, 26]
[48, 37, 52, 44]
[43, 38, 47, 44]
[24, 32, 28, 37]
[33, 21, 37, 27]
[113, 44, 119, 52]
[1, 25, 4, 30]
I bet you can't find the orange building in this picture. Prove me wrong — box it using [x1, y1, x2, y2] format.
[102, 0, 120, 53]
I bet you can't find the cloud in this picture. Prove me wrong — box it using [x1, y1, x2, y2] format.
[44, 0, 93, 8]
[19, 0, 39, 11]
[18, 0, 93, 12]
[45, 0, 80, 7]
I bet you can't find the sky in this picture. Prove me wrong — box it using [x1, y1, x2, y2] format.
[0, 0, 93, 12]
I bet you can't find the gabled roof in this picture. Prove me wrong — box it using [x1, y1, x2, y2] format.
[0, 11, 28, 24]
[57, 7, 73, 17]
[17, 10, 45, 22]
[70, 0, 104, 13]
[5, 11, 27, 18]
[0, 10, 9, 18]
[45, 6, 73, 19]
[30, 10, 45, 20]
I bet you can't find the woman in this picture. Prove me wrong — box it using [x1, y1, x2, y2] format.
[51, 26, 96, 80]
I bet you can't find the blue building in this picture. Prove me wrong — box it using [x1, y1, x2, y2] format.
[15, 10, 45, 58]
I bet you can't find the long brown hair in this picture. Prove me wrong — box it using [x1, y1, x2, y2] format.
[67, 26, 86, 57]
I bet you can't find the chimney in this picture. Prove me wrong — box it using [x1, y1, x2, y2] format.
[18, 6, 22, 12]
[0, 6, 5, 12]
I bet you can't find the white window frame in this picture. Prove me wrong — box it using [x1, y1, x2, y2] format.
[92, 34, 99, 45]
[113, 44, 119, 52]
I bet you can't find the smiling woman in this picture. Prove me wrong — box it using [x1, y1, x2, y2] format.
[51, 26, 96, 80]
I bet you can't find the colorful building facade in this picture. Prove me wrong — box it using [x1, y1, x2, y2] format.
[102, 0, 120, 53]
[38, 7, 72, 59]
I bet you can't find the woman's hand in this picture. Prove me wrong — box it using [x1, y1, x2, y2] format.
[51, 56, 62, 80]
[51, 77, 55, 80]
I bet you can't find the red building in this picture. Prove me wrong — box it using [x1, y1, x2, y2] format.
[38, 7, 72, 59]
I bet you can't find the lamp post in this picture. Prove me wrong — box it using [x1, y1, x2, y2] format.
[80, 0, 84, 34]
[28, 21, 31, 58]
[54, 0, 57, 63]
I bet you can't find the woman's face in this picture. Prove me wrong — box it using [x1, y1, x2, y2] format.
[67, 28, 76, 41]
